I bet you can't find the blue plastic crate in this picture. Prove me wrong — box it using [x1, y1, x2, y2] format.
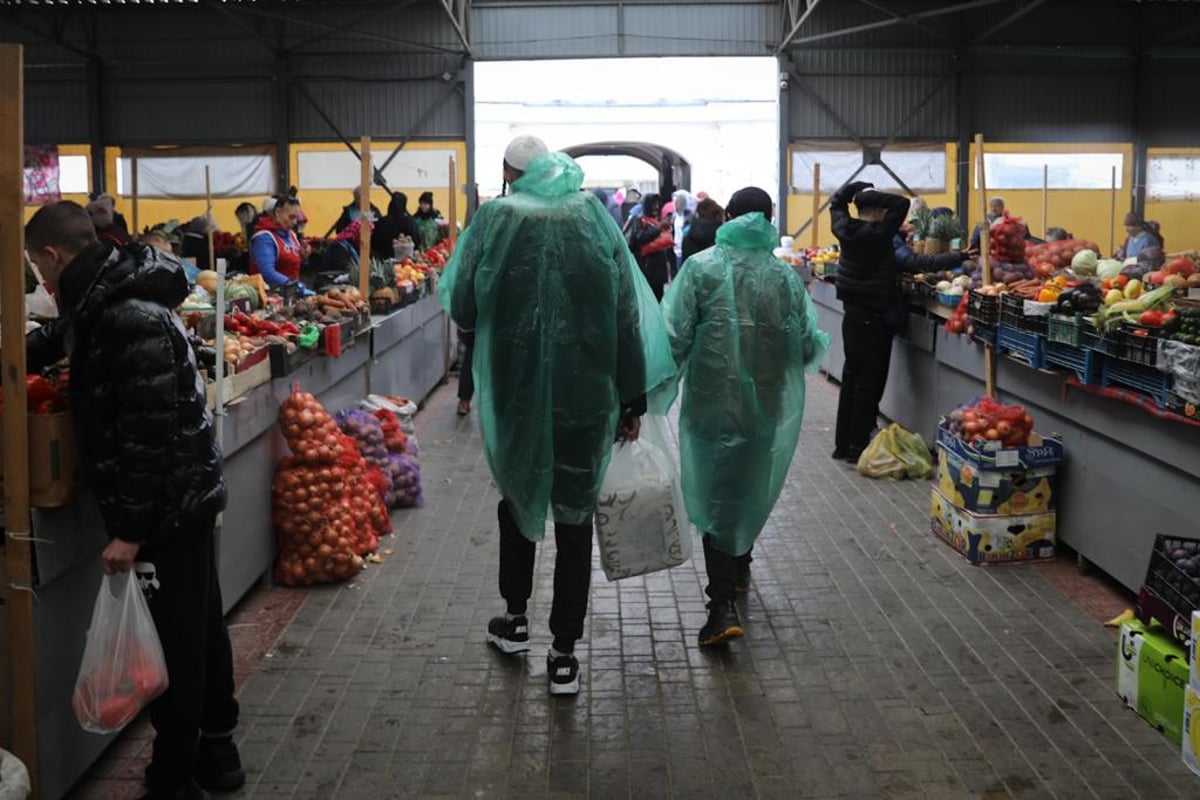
[970, 320, 998, 348]
[1101, 357, 1173, 407]
[1045, 340, 1103, 384]
[1082, 324, 1119, 356]
[997, 324, 1047, 369]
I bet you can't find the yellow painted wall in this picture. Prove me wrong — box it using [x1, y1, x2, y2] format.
[289, 141, 469, 238]
[785, 143, 958, 249]
[23, 141, 470, 243]
[966, 142, 1134, 257]
[1145, 147, 1200, 255]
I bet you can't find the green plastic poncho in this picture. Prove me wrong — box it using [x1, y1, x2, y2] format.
[656, 212, 830, 557]
[439, 152, 674, 542]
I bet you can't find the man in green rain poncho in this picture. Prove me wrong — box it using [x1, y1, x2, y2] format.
[658, 187, 830, 647]
[439, 136, 673, 695]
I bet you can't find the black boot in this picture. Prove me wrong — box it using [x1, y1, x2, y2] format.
[196, 735, 245, 792]
[698, 601, 744, 647]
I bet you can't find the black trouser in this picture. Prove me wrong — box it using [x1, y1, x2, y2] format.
[138, 523, 239, 785]
[458, 330, 475, 403]
[498, 499, 592, 653]
[703, 536, 753, 605]
[835, 306, 895, 454]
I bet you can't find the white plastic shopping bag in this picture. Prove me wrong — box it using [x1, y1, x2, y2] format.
[595, 415, 692, 580]
[72, 571, 169, 734]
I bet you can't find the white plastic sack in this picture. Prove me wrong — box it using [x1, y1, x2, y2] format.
[363, 394, 418, 434]
[595, 415, 692, 581]
[72, 572, 169, 735]
[0, 749, 30, 800]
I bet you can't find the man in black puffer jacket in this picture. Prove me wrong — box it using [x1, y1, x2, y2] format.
[830, 181, 911, 463]
[26, 201, 242, 800]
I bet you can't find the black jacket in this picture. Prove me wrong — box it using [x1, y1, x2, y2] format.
[333, 202, 382, 235]
[681, 218, 720, 263]
[628, 216, 672, 287]
[26, 242, 227, 544]
[831, 183, 910, 311]
[371, 197, 420, 260]
[893, 234, 966, 274]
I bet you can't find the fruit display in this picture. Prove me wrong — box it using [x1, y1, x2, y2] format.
[943, 397, 1036, 449]
[1025, 239, 1102, 275]
[272, 388, 389, 587]
[1163, 307, 1200, 346]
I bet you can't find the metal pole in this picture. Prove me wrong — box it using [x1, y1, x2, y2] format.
[810, 163, 821, 249]
[975, 133, 995, 399]
[359, 136, 372, 300]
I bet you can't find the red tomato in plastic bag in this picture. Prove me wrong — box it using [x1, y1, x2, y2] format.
[96, 693, 141, 729]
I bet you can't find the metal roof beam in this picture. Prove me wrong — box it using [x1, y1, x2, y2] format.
[855, 0, 956, 45]
[972, 0, 1050, 44]
[777, 0, 822, 54]
[438, 0, 472, 55]
[783, 0, 1007, 48]
[228, 3, 463, 56]
[281, 0, 416, 55]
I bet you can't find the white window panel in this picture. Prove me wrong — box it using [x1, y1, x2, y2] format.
[297, 149, 458, 191]
[792, 145, 945, 194]
[979, 152, 1124, 190]
[59, 155, 90, 194]
[1147, 154, 1200, 202]
[116, 154, 274, 198]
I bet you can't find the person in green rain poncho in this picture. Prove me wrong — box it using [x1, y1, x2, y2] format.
[439, 136, 674, 695]
[657, 187, 830, 647]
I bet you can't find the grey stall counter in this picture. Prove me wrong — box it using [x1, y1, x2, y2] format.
[810, 278, 1200, 593]
[28, 298, 448, 799]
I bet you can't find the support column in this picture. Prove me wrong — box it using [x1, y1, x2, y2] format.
[777, 54, 790, 235]
[1130, 52, 1147, 219]
[86, 55, 104, 195]
[463, 59, 477, 219]
[954, 51, 971, 222]
[274, 53, 291, 193]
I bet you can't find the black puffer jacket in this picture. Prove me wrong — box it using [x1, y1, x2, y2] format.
[681, 218, 720, 263]
[26, 242, 226, 544]
[831, 182, 910, 311]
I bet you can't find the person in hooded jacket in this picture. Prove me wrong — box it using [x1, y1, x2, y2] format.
[413, 191, 446, 250]
[440, 136, 673, 696]
[25, 201, 242, 800]
[681, 198, 723, 263]
[371, 192, 421, 260]
[658, 187, 829, 646]
[627, 193, 673, 300]
[830, 181, 911, 464]
[332, 186, 382, 236]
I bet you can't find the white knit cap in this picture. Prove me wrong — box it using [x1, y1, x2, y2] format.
[504, 135, 548, 171]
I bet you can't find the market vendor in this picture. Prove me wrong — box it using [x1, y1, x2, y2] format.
[371, 192, 420, 260]
[968, 196, 1006, 251]
[320, 218, 368, 275]
[248, 195, 303, 287]
[1117, 212, 1164, 260]
[413, 191, 446, 250]
[332, 186, 382, 235]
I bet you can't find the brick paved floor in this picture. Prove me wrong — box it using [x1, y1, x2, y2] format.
[72, 374, 1195, 799]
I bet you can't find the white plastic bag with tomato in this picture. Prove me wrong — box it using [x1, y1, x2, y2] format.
[595, 415, 692, 581]
[72, 571, 168, 734]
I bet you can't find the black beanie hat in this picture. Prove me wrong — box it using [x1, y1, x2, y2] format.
[726, 186, 773, 222]
[853, 189, 886, 210]
[419, 191, 434, 205]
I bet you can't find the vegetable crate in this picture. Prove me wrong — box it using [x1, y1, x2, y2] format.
[1137, 534, 1200, 646]
[1000, 294, 1049, 334]
[968, 290, 1000, 326]
[1117, 325, 1160, 367]
[1081, 325, 1119, 357]
[1047, 313, 1087, 347]
[971, 320, 998, 348]
[1101, 357, 1173, 408]
[1045, 341, 1103, 385]
[997, 325, 1047, 370]
[1167, 393, 1200, 421]
[269, 342, 318, 378]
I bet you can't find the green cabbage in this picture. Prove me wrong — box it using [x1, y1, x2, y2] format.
[1096, 259, 1123, 280]
[1071, 249, 1098, 276]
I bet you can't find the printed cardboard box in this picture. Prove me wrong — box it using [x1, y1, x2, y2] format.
[936, 444, 1057, 515]
[929, 488, 1055, 566]
[936, 417, 1064, 471]
[1193, 611, 1200, 691]
[1183, 684, 1200, 777]
[1117, 619, 1189, 745]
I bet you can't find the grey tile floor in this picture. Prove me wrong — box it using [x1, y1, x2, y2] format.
[227, 375, 1195, 799]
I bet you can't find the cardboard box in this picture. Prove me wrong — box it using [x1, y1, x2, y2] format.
[1117, 619, 1189, 745]
[936, 444, 1057, 515]
[936, 417, 1064, 471]
[930, 488, 1056, 566]
[1183, 684, 1200, 777]
[0, 411, 81, 508]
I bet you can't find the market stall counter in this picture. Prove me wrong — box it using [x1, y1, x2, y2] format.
[813, 279, 1200, 593]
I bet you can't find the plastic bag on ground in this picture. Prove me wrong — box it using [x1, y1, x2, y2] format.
[0, 748, 31, 800]
[72, 571, 169, 734]
[364, 394, 418, 434]
[595, 415, 692, 581]
[857, 423, 933, 480]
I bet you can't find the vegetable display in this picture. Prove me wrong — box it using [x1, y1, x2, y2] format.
[335, 407, 424, 507]
[272, 387, 389, 586]
[943, 397, 1035, 449]
[989, 213, 1029, 265]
